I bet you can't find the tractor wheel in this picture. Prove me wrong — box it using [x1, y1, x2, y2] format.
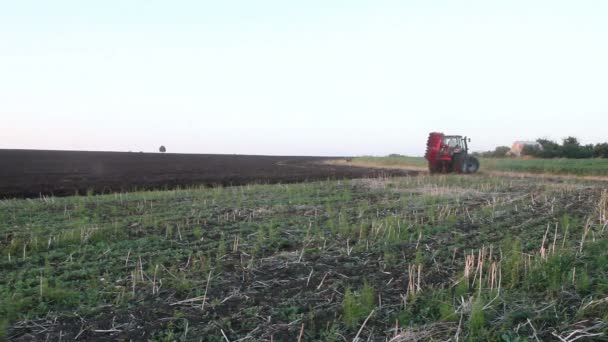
[464, 156, 480, 174]
[452, 153, 465, 173]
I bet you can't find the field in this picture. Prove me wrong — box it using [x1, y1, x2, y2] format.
[352, 156, 608, 176]
[0, 150, 411, 198]
[480, 158, 608, 176]
[2, 172, 608, 340]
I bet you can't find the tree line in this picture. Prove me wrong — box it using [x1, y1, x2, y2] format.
[476, 137, 608, 159]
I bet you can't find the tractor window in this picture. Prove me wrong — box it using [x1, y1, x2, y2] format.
[443, 137, 462, 148]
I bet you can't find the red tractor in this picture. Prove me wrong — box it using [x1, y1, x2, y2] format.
[425, 132, 480, 174]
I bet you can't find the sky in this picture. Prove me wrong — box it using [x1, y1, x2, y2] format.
[1, 0, 607, 156]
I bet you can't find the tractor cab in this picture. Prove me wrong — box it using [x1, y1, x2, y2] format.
[439, 135, 468, 160]
[443, 135, 469, 152]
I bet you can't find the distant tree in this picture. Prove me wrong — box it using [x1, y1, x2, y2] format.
[561, 136, 581, 158]
[501, 137, 608, 159]
[594, 143, 608, 158]
[521, 144, 542, 157]
[558, 137, 592, 158]
[477, 137, 607, 159]
[581, 144, 594, 158]
[492, 146, 511, 158]
[159, 145, 166, 153]
[475, 146, 511, 158]
[536, 139, 560, 158]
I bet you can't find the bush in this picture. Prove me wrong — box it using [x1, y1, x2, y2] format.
[594, 143, 608, 158]
[492, 146, 511, 157]
[536, 139, 560, 158]
[561, 137, 593, 158]
[523, 137, 603, 159]
[521, 144, 542, 157]
[475, 146, 511, 158]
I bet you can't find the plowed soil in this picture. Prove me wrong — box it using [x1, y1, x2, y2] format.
[0, 150, 413, 198]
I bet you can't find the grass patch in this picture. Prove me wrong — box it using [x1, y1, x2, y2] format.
[353, 156, 608, 176]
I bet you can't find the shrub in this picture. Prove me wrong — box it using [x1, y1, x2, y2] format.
[593, 143, 608, 158]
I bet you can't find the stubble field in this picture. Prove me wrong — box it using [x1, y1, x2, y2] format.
[2, 171, 607, 341]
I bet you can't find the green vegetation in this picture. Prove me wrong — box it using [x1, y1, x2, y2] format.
[342, 281, 375, 328]
[525, 137, 608, 159]
[355, 155, 608, 176]
[477, 136, 608, 159]
[480, 157, 608, 176]
[356, 155, 428, 168]
[1, 175, 608, 340]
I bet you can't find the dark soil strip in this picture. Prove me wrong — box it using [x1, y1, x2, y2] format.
[0, 150, 415, 198]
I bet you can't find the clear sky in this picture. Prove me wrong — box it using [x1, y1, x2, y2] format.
[2, 0, 607, 156]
